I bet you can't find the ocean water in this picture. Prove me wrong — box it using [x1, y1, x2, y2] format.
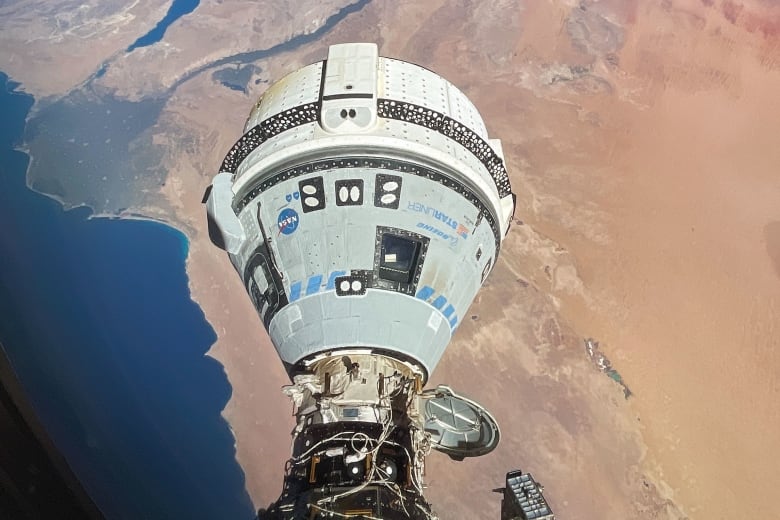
[0, 72, 255, 519]
[127, 0, 201, 52]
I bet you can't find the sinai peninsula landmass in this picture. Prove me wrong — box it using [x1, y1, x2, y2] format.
[2, 0, 779, 518]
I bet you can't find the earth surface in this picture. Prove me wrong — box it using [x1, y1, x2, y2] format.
[2, 0, 779, 518]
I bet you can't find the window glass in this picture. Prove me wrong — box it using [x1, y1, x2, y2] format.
[379, 234, 420, 283]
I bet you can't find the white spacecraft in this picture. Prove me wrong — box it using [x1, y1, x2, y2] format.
[205, 43, 553, 519]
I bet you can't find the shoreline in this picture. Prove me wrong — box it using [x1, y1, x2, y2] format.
[5, 1, 779, 516]
[7, 72, 278, 506]
[1, 76, 256, 516]
[5, 33, 695, 515]
[19, 143, 193, 240]
[12, 112, 233, 428]
[17, 48, 685, 520]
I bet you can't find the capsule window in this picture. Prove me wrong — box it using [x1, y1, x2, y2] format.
[335, 179, 364, 206]
[374, 174, 402, 209]
[298, 176, 325, 213]
[379, 234, 421, 283]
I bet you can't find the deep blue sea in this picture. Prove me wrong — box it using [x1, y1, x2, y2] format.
[127, 0, 201, 52]
[0, 72, 255, 519]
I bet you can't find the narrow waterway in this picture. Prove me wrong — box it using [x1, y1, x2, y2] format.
[127, 0, 201, 52]
[0, 1, 376, 517]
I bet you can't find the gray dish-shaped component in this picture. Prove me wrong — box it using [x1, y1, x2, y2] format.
[422, 385, 500, 459]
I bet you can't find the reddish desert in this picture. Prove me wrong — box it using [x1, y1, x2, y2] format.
[2, 0, 779, 518]
[169, 1, 780, 517]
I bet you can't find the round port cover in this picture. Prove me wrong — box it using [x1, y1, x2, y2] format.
[422, 385, 500, 460]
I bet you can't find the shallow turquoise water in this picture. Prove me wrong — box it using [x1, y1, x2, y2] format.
[0, 71, 255, 519]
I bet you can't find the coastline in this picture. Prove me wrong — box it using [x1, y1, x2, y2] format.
[3, 0, 779, 517]
[1, 72, 256, 517]
[17, 123, 248, 483]
[20, 144, 191, 242]
[145, 30, 690, 517]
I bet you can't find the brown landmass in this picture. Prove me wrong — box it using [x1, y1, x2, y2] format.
[94, 0, 354, 100]
[2, 0, 780, 518]
[0, 1, 170, 99]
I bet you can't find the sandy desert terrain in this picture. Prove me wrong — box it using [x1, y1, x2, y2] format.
[2, 0, 779, 518]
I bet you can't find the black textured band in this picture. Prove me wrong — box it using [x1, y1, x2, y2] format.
[376, 98, 512, 198]
[219, 98, 512, 200]
[219, 102, 320, 174]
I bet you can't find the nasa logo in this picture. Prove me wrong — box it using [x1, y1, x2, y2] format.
[277, 208, 299, 235]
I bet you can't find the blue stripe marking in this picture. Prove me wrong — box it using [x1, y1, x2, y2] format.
[415, 285, 458, 331]
[431, 295, 447, 310]
[290, 281, 302, 302]
[306, 274, 323, 296]
[326, 270, 347, 290]
[415, 286, 435, 300]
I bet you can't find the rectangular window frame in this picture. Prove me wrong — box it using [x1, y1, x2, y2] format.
[373, 226, 429, 294]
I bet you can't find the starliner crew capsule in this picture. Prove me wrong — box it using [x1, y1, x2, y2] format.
[205, 43, 554, 519]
